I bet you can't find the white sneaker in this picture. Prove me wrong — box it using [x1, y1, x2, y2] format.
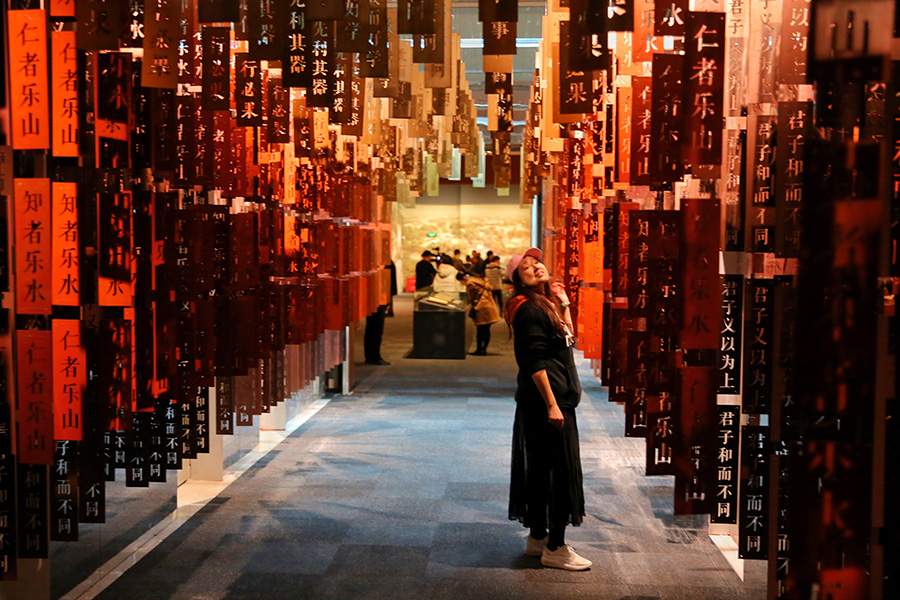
[524, 535, 548, 556]
[541, 544, 592, 571]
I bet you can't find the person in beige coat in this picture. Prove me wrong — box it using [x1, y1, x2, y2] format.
[458, 272, 501, 355]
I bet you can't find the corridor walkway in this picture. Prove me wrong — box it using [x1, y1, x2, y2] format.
[95, 296, 765, 600]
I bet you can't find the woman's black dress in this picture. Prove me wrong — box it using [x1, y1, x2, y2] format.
[508, 300, 585, 529]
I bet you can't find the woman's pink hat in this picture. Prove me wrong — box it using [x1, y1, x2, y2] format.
[506, 247, 543, 281]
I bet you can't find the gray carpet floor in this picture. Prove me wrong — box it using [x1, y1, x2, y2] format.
[94, 295, 766, 600]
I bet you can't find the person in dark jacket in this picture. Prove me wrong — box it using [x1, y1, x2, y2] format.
[364, 262, 395, 365]
[505, 247, 590, 572]
[452, 249, 466, 272]
[386, 260, 398, 317]
[415, 251, 437, 290]
[470, 251, 486, 276]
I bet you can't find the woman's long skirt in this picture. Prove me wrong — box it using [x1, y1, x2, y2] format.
[508, 401, 585, 529]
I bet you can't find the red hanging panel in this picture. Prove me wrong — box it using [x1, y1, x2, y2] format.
[15, 179, 52, 316]
[52, 320, 85, 442]
[51, 31, 80, 157]
[8, 10, 50, 150]
[51, 182, 80, 307]
[16, 330, 54, 465]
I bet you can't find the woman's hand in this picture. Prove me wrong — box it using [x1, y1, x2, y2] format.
[550, 282, 569, 305]
[531, 370, 565, 430]
[548, 405, 565, 430]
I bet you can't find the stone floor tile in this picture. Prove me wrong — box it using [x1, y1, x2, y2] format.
[344, 518, 438, 547]
[325, 544, 431, 577]
[242, 542, 340, 575]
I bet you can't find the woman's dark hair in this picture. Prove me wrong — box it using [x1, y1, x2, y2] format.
[509, 268, 568, 337]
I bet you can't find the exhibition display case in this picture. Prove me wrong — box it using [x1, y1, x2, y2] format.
[411, 291, 469, 359]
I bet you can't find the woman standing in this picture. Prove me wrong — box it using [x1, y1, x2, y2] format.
[458, 271, 501, 355]
[505, 247, 590, 571]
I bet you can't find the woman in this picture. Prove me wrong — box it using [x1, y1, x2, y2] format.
[458, 271, 501, 355]
[505, 247, 590, 571]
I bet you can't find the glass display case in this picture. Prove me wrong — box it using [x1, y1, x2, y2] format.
[412, 291, 469, 358]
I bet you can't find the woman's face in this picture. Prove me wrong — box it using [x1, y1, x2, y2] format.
[518, 255, 550, 287]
